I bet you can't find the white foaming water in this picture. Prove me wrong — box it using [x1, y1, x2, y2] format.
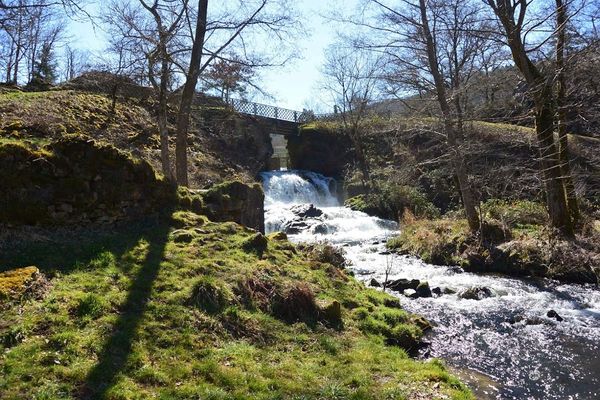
[260, 170, 600, 400]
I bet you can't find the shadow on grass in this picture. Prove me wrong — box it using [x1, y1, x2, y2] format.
[0, 216, 165, 275]
[80, 219, 171, 399]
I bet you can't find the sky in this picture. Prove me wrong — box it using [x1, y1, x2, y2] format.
[66, 0, 347, 112]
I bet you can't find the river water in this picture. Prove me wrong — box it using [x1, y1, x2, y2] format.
[260, 170, 600, 400]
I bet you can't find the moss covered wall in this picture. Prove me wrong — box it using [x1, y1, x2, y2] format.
[0, 136, 176, 226]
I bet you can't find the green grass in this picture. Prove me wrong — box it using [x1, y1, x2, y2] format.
[0, 213, 472, 399]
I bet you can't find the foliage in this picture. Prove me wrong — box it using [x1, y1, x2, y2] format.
[345, 184, 440, 221]
[481, 199, 547, 229]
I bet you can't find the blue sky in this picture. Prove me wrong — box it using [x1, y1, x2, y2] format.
[66, 0, 345, 112]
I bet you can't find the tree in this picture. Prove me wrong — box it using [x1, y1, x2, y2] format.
[555, 0, 580, 225]
[102, 0, 189, 182]
[0, 0, 64, 84]
[30, 39, 56, 84]
[203, 56, 255, 101]
[337, 0, 483, 231]
[321, 44, 382, 185]
[484, 0, 575, 236]
[174, 0, 299, 186]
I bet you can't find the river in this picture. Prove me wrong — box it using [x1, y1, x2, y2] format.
[260, 170, 600, 400]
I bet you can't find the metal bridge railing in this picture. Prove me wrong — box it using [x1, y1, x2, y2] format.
[226, 98, 316, 123]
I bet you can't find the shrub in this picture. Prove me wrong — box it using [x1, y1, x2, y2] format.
[482, 199, 547, 228]
[345, 184, 440, 221]
[301, 242, 346, 268]
[272, 282, 318, 323]
[189, 277, 233, 314]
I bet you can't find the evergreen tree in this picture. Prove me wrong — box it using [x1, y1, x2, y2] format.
[30, 41, 56, 86]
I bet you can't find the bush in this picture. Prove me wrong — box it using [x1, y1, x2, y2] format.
[272, 282, 318, 323]
[482, 199, 547, 228]
[189, 277, 233, 314]
[301, 242, 346, 268]
[345, 184, 440, 221]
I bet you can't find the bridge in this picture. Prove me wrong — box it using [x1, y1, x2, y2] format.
[224, 98, 313, 137]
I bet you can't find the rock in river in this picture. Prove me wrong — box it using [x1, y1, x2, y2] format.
[458, 286, 495, 300]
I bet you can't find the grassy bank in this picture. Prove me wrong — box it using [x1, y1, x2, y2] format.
[388, 200, 600, 284]
[0, 212, 472, 399]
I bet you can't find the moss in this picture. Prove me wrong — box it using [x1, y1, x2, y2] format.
[0, 266, 39, 299]
[0, 215, 472, 399]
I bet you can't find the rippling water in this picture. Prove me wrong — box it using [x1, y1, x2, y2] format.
[260, 170, 600, 400]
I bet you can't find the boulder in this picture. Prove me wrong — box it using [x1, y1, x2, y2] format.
[431, 287, 442, 296]
[320, 300, 342, 324]
[290, 204, 323, 219]
[202, 181, 265, 233]
[458, 286, 495, 300]
[369, 278, 381, 288]
[387, 278, 420, 292]
[268, 231, 288, 241]
[415, 281, 432, 298]
[242, 233, 268, 254]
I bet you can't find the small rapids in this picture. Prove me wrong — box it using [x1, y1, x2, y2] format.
[260, 170, 600, 400]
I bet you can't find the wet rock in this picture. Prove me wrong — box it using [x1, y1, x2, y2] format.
[282, 220, 309, 234]
[415, 281, 432, 298]
[387, 278, 420, 292]
[379, 251, 392, 255]
[431, 287, 442, 296]
[447, 266, 464, 274]
[369, 278, 381, 288]
[311, 223, 329, 235]
[547, 310, 564, 322]
[525, 317, 546, 326]
[458, 286, 495, 300]
[290, 203, 323, 219]
[403, 289, 418, 298]
[443, 287, 457, 295]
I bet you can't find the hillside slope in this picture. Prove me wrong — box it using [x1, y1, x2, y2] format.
[0, 212, 471, 399]
[0, 89, 272, 187]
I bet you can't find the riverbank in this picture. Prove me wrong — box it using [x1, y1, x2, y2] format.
[386, 202, 600, 284]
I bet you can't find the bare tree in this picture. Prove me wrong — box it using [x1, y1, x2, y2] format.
[0, 0, 65, 84]
[174, 0, 299, 186]
[62, 45, 89, 81]
[321, 44, 382, 185]
[337, 0, 483, 231]
[102, 0, 189, 182]
[484, 0, 575, 236]
[555, 0, 580, 225]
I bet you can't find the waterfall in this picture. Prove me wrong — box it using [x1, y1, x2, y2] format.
[259, 170, 396, 242]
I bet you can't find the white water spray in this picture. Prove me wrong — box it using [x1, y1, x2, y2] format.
[259, 169, 600, 400]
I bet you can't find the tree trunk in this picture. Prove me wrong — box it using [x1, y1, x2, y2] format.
[493, 6, 574, 236]
[534, 90, 574, 235]
[174, 0, 209, 187]
[418, 0, 480, 232]
[555, 0, 580, 225]
[158, 53, 174, 182]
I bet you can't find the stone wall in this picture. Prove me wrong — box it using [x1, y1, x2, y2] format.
[0, 136, 176, 226]
[201, 181, 265, 233]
